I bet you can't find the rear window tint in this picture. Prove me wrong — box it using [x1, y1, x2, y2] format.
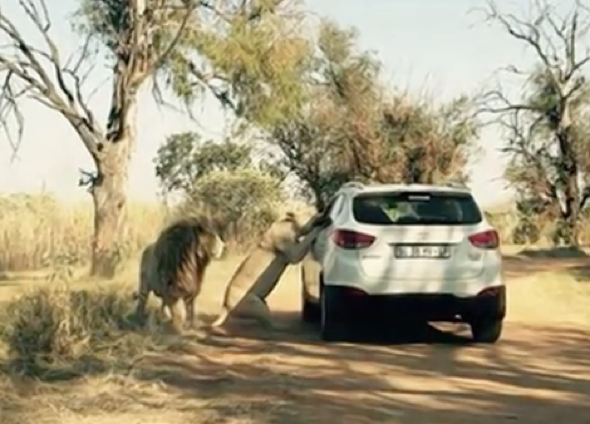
[352, 191, 482, 225]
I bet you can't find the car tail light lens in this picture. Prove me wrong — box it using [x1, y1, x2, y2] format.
[332, 229, 375, 249]
[468, 230, 499, 249]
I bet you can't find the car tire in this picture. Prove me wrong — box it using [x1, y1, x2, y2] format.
[301, 294, 320, 323]
[470, 319, 503, 343]
[320, 285, 348, 342]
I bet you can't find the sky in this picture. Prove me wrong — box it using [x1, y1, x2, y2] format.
[0, 0, 542, 208]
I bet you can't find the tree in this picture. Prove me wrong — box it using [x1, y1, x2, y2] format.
[154, 131, 286, 244]
[0, 0, 304, 277]
[185, 168, 284, 245]
[269, 20, 479, 209]
[154, 131, 284, 195]
[155, 132, 253, 194]
[0, 0, 197, 277]
[161, 0, 313, 131]
[478, 0, 590, 245]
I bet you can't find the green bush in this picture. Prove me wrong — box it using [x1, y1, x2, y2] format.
[184, 168, 285, 248]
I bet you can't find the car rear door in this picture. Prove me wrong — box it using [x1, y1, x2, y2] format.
[311, 195, 342, 262]
[303, 196, 342, 300]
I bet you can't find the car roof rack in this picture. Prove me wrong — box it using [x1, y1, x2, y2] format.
[444, 181, 468, 189]
[340, 181, 365, 190]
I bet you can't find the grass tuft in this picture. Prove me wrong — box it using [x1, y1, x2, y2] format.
[0, 286, 187, 380]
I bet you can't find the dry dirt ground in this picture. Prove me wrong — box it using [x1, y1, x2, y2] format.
[2, 246, 590, 424]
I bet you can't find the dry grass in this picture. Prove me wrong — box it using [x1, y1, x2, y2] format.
[0, 254, 281, 424]
[509, 271, 590, 325]
[0, 194, 315, 274]
[2, 195, 590, 423]
[1, 253, 590, 424]
[0, 195, 167, 273]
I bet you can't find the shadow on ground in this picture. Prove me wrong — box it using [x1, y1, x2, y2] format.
[1, 308, 589, 423]
[564, 264, 590, 282]
[502, 247, 590, 280]
[516, 246, 588, 259]
[126, 311, 590, 424]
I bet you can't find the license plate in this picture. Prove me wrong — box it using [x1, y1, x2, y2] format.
[394, 244, 450, 259]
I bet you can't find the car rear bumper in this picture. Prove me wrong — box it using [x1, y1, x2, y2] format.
[324, 285, 506, 323]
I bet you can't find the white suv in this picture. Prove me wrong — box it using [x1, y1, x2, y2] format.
[300, 182, 506, 343]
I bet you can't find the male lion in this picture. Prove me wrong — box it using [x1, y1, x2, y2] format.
[134, 217, 225, 332]
[135, 242, 169, 318]
[211, 211, 330, 329]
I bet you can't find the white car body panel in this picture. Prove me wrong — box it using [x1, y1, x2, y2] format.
[303, 183, 505, 302]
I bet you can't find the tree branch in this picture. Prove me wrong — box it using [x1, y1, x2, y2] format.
[0, 0, 101, 158]
[476, 87, 543, 118]
[479, 0, 590, 102]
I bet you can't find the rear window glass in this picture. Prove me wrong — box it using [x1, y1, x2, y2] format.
[352, 191, 482, 225]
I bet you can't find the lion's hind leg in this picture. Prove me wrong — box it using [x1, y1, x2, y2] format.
[184, 295, 198, 329]
[134, 287, 150, 322]
[211, 306, 230, 328]
[239, 294, 278, 329]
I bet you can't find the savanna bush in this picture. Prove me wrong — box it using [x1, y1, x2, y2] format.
[485, 210, 590, 246]
[182, 168, 285, 249]
[0, 286, 172, 377]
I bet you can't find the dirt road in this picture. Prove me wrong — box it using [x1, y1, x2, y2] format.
[136, 254, 590, 424]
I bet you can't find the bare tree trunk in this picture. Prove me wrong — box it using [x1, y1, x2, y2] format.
[89, 89, 137, 278]
[90, 141, 132, 277]
[558, 126, 580, 246]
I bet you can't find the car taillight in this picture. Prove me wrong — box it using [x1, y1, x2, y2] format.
[332, 229, 375, 249]
[468, 230, 499, 249]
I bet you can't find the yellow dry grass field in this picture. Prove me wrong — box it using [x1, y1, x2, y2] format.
[1, 247, 590, 424]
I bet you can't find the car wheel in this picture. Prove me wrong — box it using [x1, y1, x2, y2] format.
[301, 294, 320, 323]
[470, 319, 503, 343]
[320, 285, 348, 342]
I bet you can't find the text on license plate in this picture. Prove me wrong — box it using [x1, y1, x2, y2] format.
[394, 245, 450, 258]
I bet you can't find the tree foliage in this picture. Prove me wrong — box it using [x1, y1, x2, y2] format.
[0, 0, 311, 275]
[185, 168, 283, 245]
[154, 132, 285, 246]
[478, 0, 590, 245]
[155, 132, 253, 193]
[154, 131, 283, 194]
[268, 19, 479, 208]
[157, 0, 312, 130]
[157, 19, 479, 211]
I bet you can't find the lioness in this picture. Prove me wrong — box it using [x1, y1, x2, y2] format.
[211, 211, 330, 328]
[134, 217, 225, 333]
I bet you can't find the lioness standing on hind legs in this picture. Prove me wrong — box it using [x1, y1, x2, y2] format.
[211, 211, 331, 330]
[134, 217, 226, 333]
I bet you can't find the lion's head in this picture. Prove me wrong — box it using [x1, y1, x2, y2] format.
[187, 220, 226, 261]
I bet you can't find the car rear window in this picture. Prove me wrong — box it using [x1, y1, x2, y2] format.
[352, 191, 482, 225]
